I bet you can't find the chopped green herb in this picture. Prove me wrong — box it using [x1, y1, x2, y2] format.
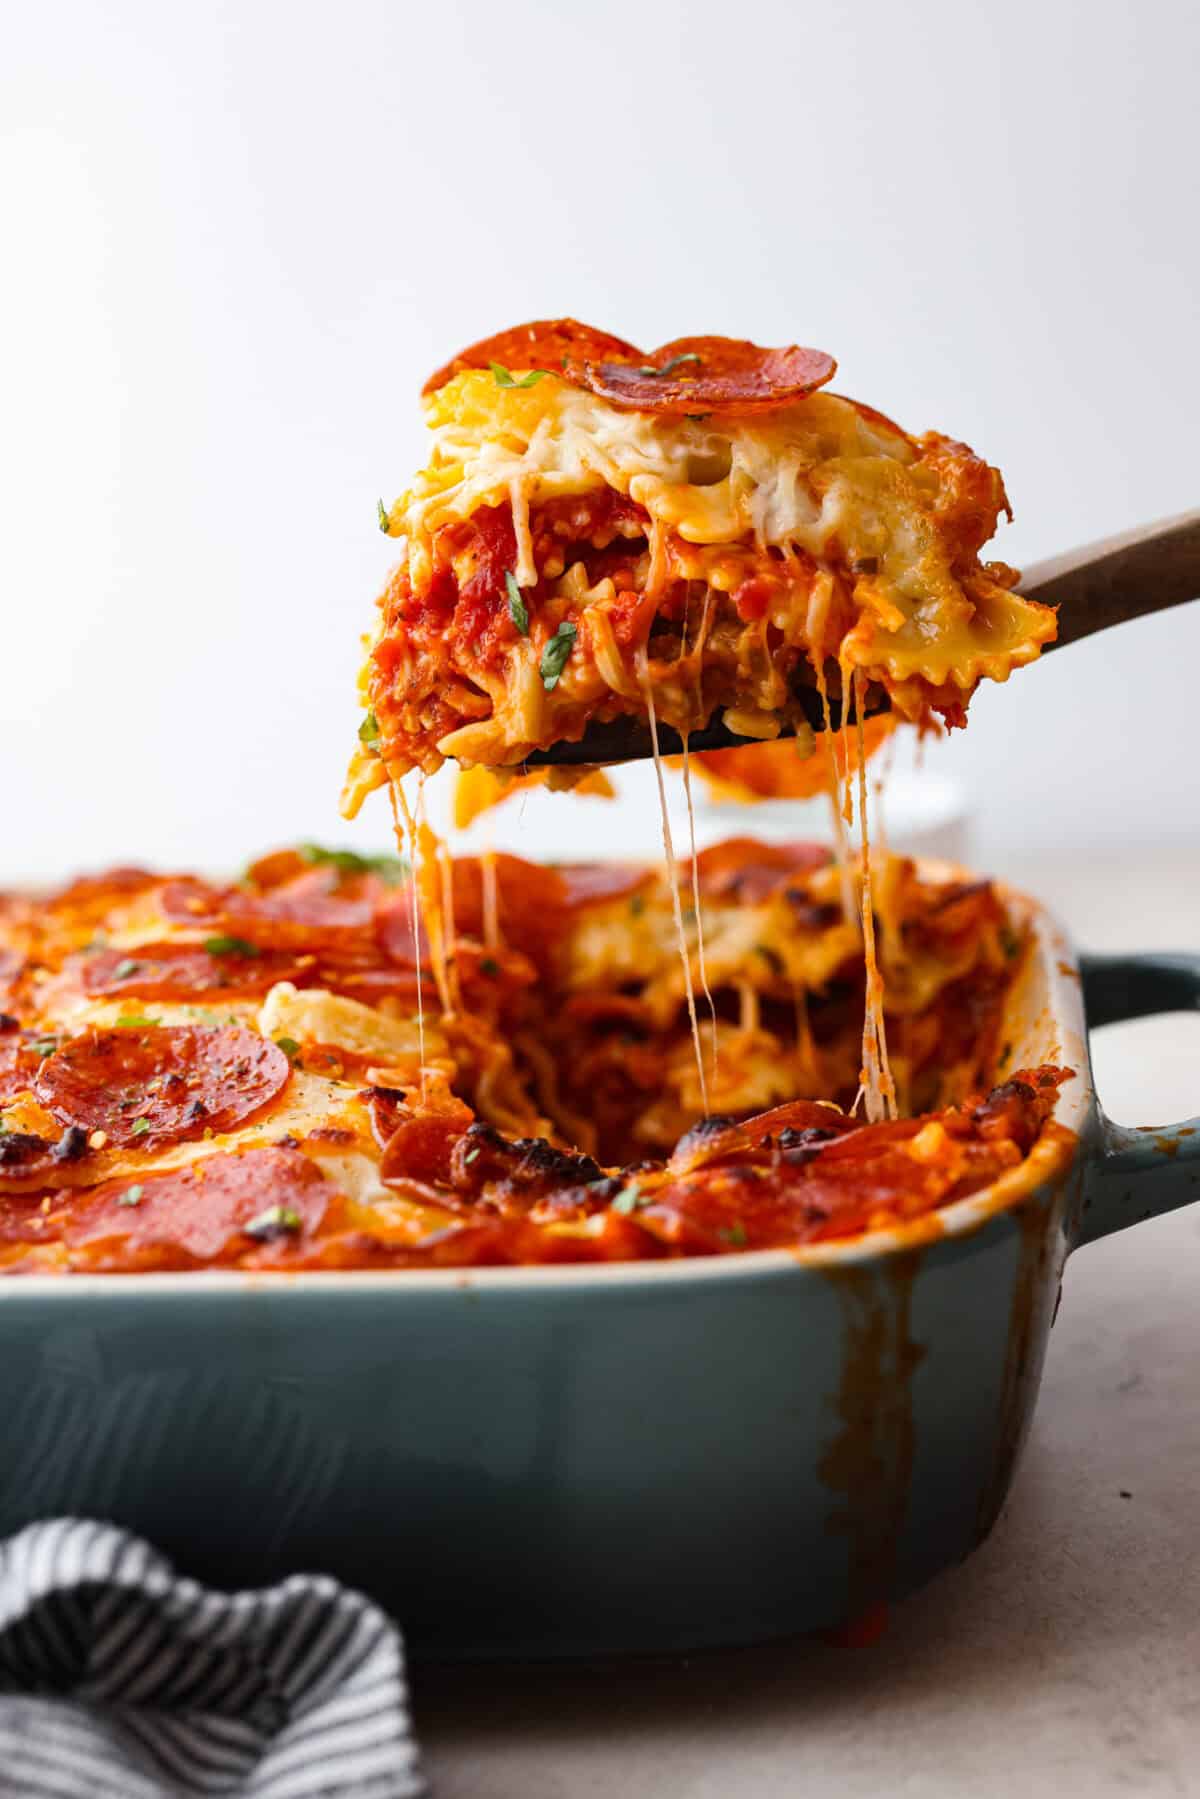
[611, 1183, 643, 1215]
[489, 361, 550, 389]
[463, 1146, 481, 1165]
[243, 1204, 303, 1240]
[203, 935, 260, 959]
[999, 925, 1022, 961]
[117, 1184, 144, 1208]
[720, 1221, 748, 1246]
[685, 412, 711, 422]
[275, 1036, 302, 1063]
[540, 621, 577, 690]
[635, 351, 702, 378]
[114, 1015, 160, 1030]
[31, 1037, 58, 1058]
[629, 893, 646, 917]
[113, 958, 142, 980]
[377, 498, 390, 533]
[130, 1118, 151, 1138]
[479, 957, 500, 977]
[297, 843, 408, 883]
[756, 943, 785, 976]
[505, 570, 529, 636]
[358, 710, 381, 746]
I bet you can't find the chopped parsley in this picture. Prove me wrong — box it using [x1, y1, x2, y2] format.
[203, 935, 260, 959]
[463, 1146, 481, 1165]
[756, 943, 785, 976]
[113, 958, 142, 980]
[629, 893, 645, 917]
[297, 843, 409, 883]
[489, 362, 549, 389]
[114, 1015, 160, 1030]
[130, 1118, 151, 1138]
[540, 621, 577, 690]
[30, 1037, 57, 1059]
[719, 1220, 748, 1246]
[275, 1036, 301, 1063]
[611, 1183, 644, 1215]
[377, 498, 390, 533]
[505, 570, 529, 636]
[479, 957, 500, 977]
[244, 1205, 302, 1240]
[636, 351, 702, 378]
[999, 925, 1022, 961]
[117, 1184, 144, 1208]
[358, 710, 381, 746]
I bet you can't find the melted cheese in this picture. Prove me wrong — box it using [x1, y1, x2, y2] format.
[389, 777, 427, 1088]
[641, 664, 709, 1117]
[257, 983, 435, 1069]
[398, 370, 1055, 707]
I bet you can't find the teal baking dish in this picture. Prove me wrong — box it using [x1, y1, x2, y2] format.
[0, 872, 1195, 1659]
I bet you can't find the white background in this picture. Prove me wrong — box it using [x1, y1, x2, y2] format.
[2, 0, 1196, 881]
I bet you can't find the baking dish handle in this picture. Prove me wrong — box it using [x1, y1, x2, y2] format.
[1075, 953, 1200, 1247]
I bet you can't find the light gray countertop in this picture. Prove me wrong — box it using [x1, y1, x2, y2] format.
[417, 851, 1200, 1798]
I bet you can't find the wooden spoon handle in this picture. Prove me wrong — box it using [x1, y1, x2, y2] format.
[1021, 508, 1200, 649]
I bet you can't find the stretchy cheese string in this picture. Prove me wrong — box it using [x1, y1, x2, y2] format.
[413, 778, 452, 1016]
[639, 657, 709, 1119]
[679, 588, 719, 1080]
[438, 839, 462, 1013]
[388, 776, 426, 1098]
[850, 668, 897, 1123]
[680, 740, 718, 1084]
[814, 655, 857, 927]
[480, 845, 500, 953]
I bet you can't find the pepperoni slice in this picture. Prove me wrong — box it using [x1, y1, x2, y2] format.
[689, 837, 832, 903]
[78, 942, 312, 1002]
[423, 319, 838, 417]
[160, 876, 376, 954]
[557, 863, 655, 909]
[63, 1146, 335, 1262]
[423, 319, 641, 396]
[35, 1025, 290, 1148]
[567, 336, 836, 416]
[45, 867, 159, 913]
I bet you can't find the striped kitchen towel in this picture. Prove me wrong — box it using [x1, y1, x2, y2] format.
[0, 1519, 424, 1797]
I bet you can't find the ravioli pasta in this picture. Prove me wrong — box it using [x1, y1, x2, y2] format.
[344, 320, 1055, 797]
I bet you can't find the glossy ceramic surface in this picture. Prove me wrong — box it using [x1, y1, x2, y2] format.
[0, 877, 1196, 1658]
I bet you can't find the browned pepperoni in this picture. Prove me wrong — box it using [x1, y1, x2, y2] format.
[567, 335, 836, 416]
[557, 863, 654, 909]
[63, 1146, 335, 1261]
[423, 319, 641, 396]
[0, 1190, 63, 1244]
[159, 870, 376, 957]
[422, 320, 837, 418]
[77, 942, 312, 1002]
[689, 837, 832, 902]
[160, 876, 376, 954]
[35, 1026, 290, 1148]
[379, 1109, 471, 1189]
